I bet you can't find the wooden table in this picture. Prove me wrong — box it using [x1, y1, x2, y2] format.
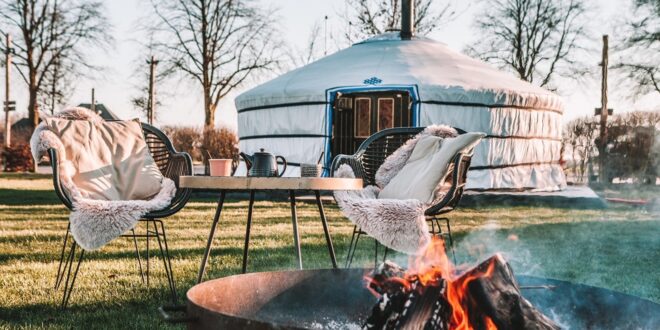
[180, 176, 363, 283]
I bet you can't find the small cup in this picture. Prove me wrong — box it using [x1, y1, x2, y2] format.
[300, 163, 322, 177]
[209, 159, 233, 176]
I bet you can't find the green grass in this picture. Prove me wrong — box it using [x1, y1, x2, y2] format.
[0, 173, 658, 329]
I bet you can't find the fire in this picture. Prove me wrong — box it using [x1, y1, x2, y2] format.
[367, 237, 500, 330]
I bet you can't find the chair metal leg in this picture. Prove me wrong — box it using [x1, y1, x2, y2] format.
[56, 231, 77, 291]
[315, 191, 337, 268]
[289, 190, 303, 270]
[374, 239, 379, 268]
[131, 228, 145, 283]
[61, 242, 84, 309]
[344, 226, 358, 268]
[197, 191, 226, 283]
[152, 220, 177, 303]
[146, 219, 150, 286]
[430, 217, 457, 265]
[347, 229, 362, 268]
[443, 217, 457, 265]
[242, 191, 256, 274]
[54, 224, 70, 289]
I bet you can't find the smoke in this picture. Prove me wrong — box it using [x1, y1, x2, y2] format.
[452, 221, 542, 275]
[445, 217, 660, 329]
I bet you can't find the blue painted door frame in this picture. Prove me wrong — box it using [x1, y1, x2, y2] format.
[322, 85, 420, 175]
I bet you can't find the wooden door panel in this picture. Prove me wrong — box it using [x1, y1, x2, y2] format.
[354, 97, 372, 138]
[332, 91, 411, 157]
[377, 98, 394, 131]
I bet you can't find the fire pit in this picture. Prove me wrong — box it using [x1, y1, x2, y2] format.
[161, 268, 660, 329]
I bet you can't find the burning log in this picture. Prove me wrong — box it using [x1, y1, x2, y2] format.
[364, 254, 560, 330]
[457, 254, 559, 330]
[364, 262, 451, 330]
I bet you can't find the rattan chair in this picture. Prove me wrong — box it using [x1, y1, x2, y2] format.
[330, 127, 472, 268]
[50, 123, 192, 308]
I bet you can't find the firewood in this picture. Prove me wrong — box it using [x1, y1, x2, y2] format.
[364, 255, 560, 330]
[457, 254, 560, 330]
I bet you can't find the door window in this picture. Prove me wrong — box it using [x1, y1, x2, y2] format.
[378, 98, 394, 130]
[354, 98, 371, 138]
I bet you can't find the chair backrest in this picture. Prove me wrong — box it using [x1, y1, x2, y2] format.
[49, 122, 192, 216]
[349, 126, 472, 215]
[141, 123, 177, 174]
[354, 127, 424, 186]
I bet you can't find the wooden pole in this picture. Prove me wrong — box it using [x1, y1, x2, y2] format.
[4, 34, 12, 148]
[147, 56, 158, 125]
[598, 35, 609, 183]
[50, 0, 58, 115]
[91, 88, 95, 113]
[51, 59, 58, 115]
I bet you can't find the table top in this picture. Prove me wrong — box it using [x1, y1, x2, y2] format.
[180, 176, 363, 191]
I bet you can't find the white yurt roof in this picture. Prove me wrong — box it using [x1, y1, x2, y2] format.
[235, 33, 563, 112]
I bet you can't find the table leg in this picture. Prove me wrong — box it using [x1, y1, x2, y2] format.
[197, 191, 226, 284]
[241, 190, 256, 274]
[289, 190, 303, 270]
[315, 191, 337, 268]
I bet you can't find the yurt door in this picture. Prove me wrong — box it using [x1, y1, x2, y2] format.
[332, 91, 411, 155]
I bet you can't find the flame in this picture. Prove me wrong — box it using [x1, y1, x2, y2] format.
[374, 237, 499, 330]
[484, 316, 498, 330]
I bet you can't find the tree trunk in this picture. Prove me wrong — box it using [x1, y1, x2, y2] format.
[202, 87, 215, 175]
[28, 64, 39, 130]
[28, 88, 39, 129]
[28, 70, 39, 172]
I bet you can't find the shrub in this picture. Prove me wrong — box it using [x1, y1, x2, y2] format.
[0, 126, 32, 147]
[162, 126, 239, 163]
[162, 126, 202, 161]
[2, 144, 34, 172]
[202, 127, 239, 160]
[563, 111, 659, 184]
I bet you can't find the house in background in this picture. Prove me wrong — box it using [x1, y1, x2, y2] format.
[11, 103, 118, 134]
[77, 103, 119, 121]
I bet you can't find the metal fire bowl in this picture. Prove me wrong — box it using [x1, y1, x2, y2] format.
[180, 268, 660, 329]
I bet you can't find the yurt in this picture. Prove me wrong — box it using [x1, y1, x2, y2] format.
[235, 5, 566, 191]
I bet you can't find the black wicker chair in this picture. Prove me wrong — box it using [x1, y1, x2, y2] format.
[50, 123, 192, 308]
[330, 127, 473, 268]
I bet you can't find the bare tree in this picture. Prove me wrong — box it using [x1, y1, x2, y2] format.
[467, 0, 590, 88]
[147, 0, 282, 130]
[130, 52, 165, 122]
[341, 0, 458, 43]
[0, 0, 111, 129]
[130, 80, 163, 122]
[563, 117, 597, 183]
[614, 0, 660, 97]
[39, 56, 74, 114]
[286, 21, 324, 69]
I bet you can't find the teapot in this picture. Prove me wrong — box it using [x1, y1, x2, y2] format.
[239, 149, 287, 177]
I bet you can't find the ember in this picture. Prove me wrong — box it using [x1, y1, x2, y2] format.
[364, 238, 559, 330]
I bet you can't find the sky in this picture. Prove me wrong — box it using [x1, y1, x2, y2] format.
[3, 0, 659, 130]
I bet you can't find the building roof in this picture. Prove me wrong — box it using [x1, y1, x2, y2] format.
[235, 32, 563, 112]
[10, 117, 33, 131]
[77, 103, 120, 121]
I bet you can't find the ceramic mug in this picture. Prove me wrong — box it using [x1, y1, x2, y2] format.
[300, 163, 322, 177]
[209, 159, 233, 176]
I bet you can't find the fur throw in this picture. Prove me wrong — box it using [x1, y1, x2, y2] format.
[30, 107, 176, 250]
[334, 125, 458, 254]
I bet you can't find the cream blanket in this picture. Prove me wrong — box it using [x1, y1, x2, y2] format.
[334, 125, 459, 254]
[30, 108, 176, 250]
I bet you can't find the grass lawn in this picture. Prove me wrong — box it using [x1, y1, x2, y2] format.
[0, 173, 658, 329]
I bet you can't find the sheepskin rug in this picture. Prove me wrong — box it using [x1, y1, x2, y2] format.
[333, 125, 458, 254]
[30, 108, 176, 250]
